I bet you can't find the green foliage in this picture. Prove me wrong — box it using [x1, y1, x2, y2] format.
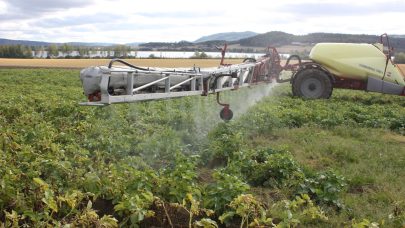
[271, 194, 328, 227]
[220, 194, 328, 227]
[207, 123, 244, 164]
[389, 115, 405, 135]
[236, 105, 282, 135]
[298, 171, 347, 209]
[291, 49, 310, 60]
[387, 201, 405, 227]
[179, 193, 215, 228]
[48, 44, 58, 57]
[71, 201, 118, 228]
[159, 152, 200, 203]
[245, 149, 305, 188]
[348, 219, 380, 228]
[112, 45, 132, 58]
[136, 128, 183, 168]
[204, 170, 250, 213]
[114, 192, 155, 227]
[219, 194, 264, 227]
[195, 218, 218, 228]
[394, 52, 405, 64]
[236, 87, 405, 135]
[221, 146, 347, 210]
[190, 51, 210, 59]
[0, 45, 32, 58]
[0, 69, 197, 226]
[0, 69, 403, 227]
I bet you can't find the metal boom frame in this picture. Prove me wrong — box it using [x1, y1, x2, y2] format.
[79, 46, 301, 120]
[80, 59, 270, 106]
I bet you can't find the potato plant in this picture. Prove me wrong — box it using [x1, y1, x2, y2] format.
[0, 68, 404, 227]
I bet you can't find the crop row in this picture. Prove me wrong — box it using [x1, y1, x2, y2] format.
[0, 68, 404, 227]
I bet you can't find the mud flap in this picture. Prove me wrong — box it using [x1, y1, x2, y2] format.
[366, 77, 404, 95]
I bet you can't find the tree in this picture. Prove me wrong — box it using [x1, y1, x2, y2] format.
[113, 45, 132, 58]
[48, 45, 59, 58]
[35, 46, 46, 58]
[190, 51, 210, 59]
[0, 45, 32, 58]
[24, 46, 33, 58]
[78, 46, 90, 57]
[61, 43, 73, 56]
[394, 52, 405, 64]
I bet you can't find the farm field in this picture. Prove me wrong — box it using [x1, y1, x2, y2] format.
[398, 64, 405, 73]
[0, 58, 245, 68]
[1, 58, 404, 74]
[0, 67, 404, 227]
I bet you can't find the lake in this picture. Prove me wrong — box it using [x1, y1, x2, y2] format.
[32, 50, 290, 59]
[134, 51, 267, 58]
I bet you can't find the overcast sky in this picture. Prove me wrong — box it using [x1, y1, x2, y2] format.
[0, 0, 404, 43]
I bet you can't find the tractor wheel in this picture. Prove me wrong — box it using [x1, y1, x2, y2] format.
[243, 58, 256, 63]
[219, 107, 233, 121]
[292, 68, 333, 99]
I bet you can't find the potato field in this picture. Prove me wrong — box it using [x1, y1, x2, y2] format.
[0, 67, 404, 227]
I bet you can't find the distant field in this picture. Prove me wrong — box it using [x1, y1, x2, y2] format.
[1, 58, 405, 75]
[0, 58, 244, 68]
[399, 64, 405, 74]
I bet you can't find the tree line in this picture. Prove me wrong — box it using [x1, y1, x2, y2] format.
[0, 45, 33, 58]
[1, 43, 405, 63]
[0, 44, 136, 58]
[395, 52, 405, 64]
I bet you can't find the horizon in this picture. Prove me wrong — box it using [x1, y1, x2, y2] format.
[1, 31, 404, 45]
[0, 0, 404, 43]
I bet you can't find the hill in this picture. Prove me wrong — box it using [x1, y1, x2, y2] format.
[0, 38, 116, 47]
[239, 31, 405, 51]
[2, 31, 405, 53]
[194, 31, 258, 43]
[0, 38, 51, 46]
[136, 32, 405, 52]
[67, 42, 116, 47]
[392, 35, 405, 38]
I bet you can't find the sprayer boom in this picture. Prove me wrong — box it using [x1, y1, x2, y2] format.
[79, 46, 300, 120]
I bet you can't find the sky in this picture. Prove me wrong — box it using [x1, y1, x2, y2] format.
[0, 0, 404, 44]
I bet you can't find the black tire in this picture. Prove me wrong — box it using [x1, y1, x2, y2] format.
[220, 108, 233, 121]
[243, 58, 256, 63]
[292, 68, 333, 99]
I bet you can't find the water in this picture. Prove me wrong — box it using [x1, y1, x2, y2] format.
[134, 51, 266, 59]
[32, 50, 290, 59]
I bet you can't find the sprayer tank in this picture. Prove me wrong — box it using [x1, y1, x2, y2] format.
[309, 43, 405, 86]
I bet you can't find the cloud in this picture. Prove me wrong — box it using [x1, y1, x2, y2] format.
[0, 0, 404, 43]
[6, 0, 92, 13]
[137, 11, 221, 19]
[279, 1, 405, 17]
[33, 13, 127, 28]
[0, 0, 94, 20]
